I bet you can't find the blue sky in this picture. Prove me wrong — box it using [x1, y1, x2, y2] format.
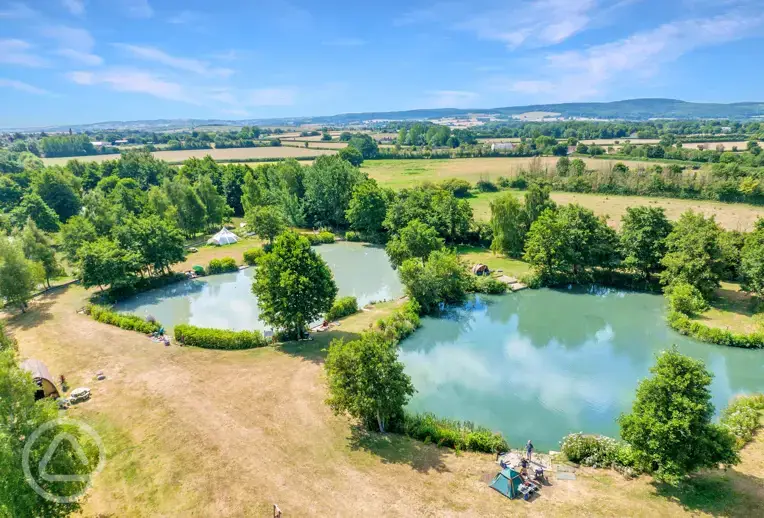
[1, 0, 763, 127]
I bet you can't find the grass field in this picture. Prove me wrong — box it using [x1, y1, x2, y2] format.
[42, 146, 337, 165]
[281, 141, 349, 149]
[692, 282, 763, 334]
[3, 286, 763, 517]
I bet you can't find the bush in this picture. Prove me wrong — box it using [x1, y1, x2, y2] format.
[86, 304, 161, 334]
[476, 178, 499, 192]
[560, 433, 639, 475]
[473, 276, 507, 294]
[497, 176, 512, 189]
[439, 178, 472, 198]
[720, 394, 764, 447]
[402, 412, 508, 454]
[174, 324, 267, 350]
[509, 176, 528, 189]
[326, 296, 359, 321]
[306, 231, 335, 245]
[208, 257, 238, 274]
[344, 230, 361, 242]
[243, 248, 264, 266]
[375, 300, 421, 342]
[667, 311, 764, 349]
[666, 282, 708, 316]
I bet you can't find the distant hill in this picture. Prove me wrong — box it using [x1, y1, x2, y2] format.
[7, 98, 764, 132]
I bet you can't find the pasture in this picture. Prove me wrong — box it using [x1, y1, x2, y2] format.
[42, 146, 337, 165]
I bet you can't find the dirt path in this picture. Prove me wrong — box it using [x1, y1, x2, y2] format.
[5, 287, 763, 517]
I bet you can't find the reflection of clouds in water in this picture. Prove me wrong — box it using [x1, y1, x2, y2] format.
[400, 344, 499, 397]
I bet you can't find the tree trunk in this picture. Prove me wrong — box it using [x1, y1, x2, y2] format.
[376, 408, 385, 433]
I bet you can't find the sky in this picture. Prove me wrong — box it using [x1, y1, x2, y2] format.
[1, 0, 764, 127]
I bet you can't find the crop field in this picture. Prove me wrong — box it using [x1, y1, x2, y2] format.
[361, 157, 681, 189]
[281, 141, 348, 149]
[469, 191, 762, 231]
[42, 146, 337, 165]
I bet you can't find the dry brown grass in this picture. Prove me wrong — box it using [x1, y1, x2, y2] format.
[3, 287, 763, 517]
[42, 146, 336, 165]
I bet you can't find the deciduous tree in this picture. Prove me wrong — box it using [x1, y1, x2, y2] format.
[490, 193, 527, 257]
[385, 219, 444, 268]
[619, 206, 672, 279]
[78, 238, 140, 291]
[20, 218, 62, 287]
[345, 179, 389, 234]
[0, 238, 37, 312]
[245, 205, 287, 244]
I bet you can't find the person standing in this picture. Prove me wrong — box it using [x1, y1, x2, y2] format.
[525, 439, 534, 462]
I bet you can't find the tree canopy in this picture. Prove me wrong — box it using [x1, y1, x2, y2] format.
[619, 206, 673, 278]
[385, 219, 444, 269]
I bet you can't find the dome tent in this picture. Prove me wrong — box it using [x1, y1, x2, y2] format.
[207, 227, 239, 246]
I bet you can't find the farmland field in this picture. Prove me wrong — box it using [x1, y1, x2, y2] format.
[42, 146, 337, 165]
[281, 141, 348, 149]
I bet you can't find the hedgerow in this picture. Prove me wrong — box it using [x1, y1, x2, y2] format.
[86, 304, 161, 334]
[402, 412, 508, 454]
[326, 296, 358, 321]
[306, 231, 335, 245]
[667, 311, 764, 349]
[174, 324, 268, 350]
[375, 300, 421, 342]
[208, 257, 238, 274]
[472, 276, 507, 294]
[720, 394, 764, 447]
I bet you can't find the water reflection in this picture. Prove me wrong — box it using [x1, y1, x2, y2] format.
[399, 290, 764, 451]
[115, 242, 403, 332]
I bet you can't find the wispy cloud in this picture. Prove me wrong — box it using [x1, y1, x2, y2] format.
[209, 87, 297, 107]
[0, 2, 36, 18]
[322, 37, 366, 47]
[67, 68, 197, 103]
[427, 90, 479, 108]
[55, 48, 102, 65]
[42, 25, 94, 52]
[0, 78, 50, 95]
[0, 39, 48, 67]
[61, 0, 85, 15]
[396, 0, 611, 48]
[117, 0, 153, 18]
[168, 10, 200, 24]
[114, 44, 234, 77]
[499, 12, 764, 100]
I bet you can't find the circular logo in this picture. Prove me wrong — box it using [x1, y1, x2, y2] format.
[22, 418, 106, 503]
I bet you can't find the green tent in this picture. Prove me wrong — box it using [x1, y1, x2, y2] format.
[489, 467, 524, 500]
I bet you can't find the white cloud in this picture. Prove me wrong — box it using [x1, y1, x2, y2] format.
[42, 25, 94, 52]
[500, 12, 764, 101]
[0, 78, 50, 95]
[427, 90, 479, 108]
[55, 48, 102, 66]
[0, 2, 36, 18]
[118, 0, 153, 18]
[115, 44, 234, 77]
[61, 0, 85, 15]
[0, 39, 47, 67]
[322, 37, 366, 47]
[67, 68, 197, 103]
[168, 10, 200, 24]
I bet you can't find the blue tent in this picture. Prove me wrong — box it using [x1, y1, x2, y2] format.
[489, 467, 523, 500]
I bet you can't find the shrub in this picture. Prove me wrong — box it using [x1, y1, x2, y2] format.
[174, 324, 267, 350]
[439, 178, 472, 198]
[560, 433, 626, 468]
[509, 176, 528, 189]
[243, 248, 264, 266]
[86, 304, 161, 334]
[720, 394, 764, 447]
[667, 311, 764, 349]
[344, 230, 361, 242]
[666, 282, 708, 316]
[402, 412, 508, 454]
[375, 300, 421, 343]
[306, 231, 335, 245]
[496, 176, 512, 189]
[476, 178, 499, 192]
[208, 257, 238, 274]
[326, 296, 359, 321]
[473, 276, 507, 294]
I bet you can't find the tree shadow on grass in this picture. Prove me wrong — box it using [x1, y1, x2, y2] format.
[278, 329, 361, 365]
[709, 286, 761, 319]
[347, 425, 449, 474]
[653, 470, 764, 517]
[4, 299, 56, 331]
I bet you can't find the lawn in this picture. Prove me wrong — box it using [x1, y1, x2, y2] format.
[456, 245, 531, 278]
[692, 282, 763, 334]
[4, 287, 764, 516]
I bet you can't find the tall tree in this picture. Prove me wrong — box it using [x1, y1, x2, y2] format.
[194, 175, 231, 231]
[619, 206, 673, 279]
[240, 170, 264, 214]
[325, 332, 415, 433]
[164, 177, 206, 237]
[20, 218, 62, 288]
[660, 210, 724, 298]
[303, 156, 364, 228]
[113, 215, 186, 276]
[0, 238, 37, 312]
[251, 231, 337, 338]
[385, 219, 444, 268]
[0, 175, 23, 211]
[490, 193, 528, 257]
[9, 193, 60, 232]
[398, 249, 471, 314]
[32, 167, 82, 222]
[59, 215, 98, 265]
[619, 347, 738, 485]
[245, 205, 287, 244]
[345, 179, 389, 234]
[524, 182, 556, 226]
[78, 238, 140, 291]
[740, 219, 764, 296]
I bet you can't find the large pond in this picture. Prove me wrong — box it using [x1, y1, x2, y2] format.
[115, 242, 403, 332]
[398, 287, 764, 451]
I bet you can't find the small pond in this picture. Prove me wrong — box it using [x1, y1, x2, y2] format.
[115, 242, 403, 332]
[398, 287, 764, 451]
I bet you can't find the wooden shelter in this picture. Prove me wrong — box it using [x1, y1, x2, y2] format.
[20, 359, 60, 400]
